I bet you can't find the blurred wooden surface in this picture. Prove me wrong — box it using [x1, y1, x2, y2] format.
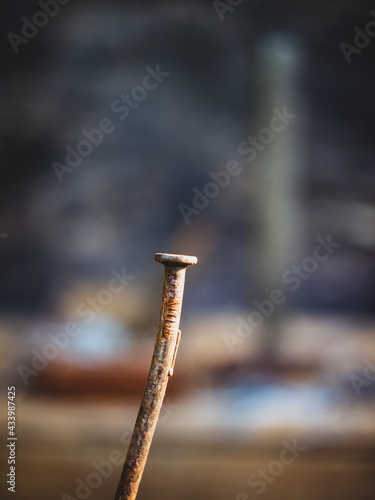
[1, 394, 374, 500]
[1, 313, 375, 499]
[8, 446, 375, 500]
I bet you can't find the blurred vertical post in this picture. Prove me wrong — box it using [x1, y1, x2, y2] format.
[250, 34, 306, 353]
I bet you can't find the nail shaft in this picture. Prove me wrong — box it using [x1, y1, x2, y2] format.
[114, 253, 197, 500]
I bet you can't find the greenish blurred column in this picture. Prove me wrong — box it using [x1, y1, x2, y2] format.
[249, 34, 307, 353]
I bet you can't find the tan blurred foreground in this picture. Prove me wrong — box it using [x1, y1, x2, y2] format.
[1, 313, 375, 500]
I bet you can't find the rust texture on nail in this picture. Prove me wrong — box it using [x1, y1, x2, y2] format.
[114, 253, 197, 500]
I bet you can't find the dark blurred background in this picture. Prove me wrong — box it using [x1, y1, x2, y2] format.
[1, 1, 375, 500]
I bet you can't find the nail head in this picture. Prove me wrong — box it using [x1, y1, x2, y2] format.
[155, 253, 198, 267]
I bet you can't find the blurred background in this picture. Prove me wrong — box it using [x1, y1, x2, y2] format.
[1, 1, 375, 499]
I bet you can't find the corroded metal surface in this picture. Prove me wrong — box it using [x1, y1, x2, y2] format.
[114, 253, 197, 500]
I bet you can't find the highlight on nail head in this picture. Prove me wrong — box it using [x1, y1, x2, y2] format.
[154, 253, 198, 266]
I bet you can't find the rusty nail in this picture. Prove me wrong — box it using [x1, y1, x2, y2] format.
[113, 253, 197, 500]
